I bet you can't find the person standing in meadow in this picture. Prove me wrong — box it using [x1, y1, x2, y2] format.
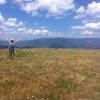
[8, 39, 17, 59]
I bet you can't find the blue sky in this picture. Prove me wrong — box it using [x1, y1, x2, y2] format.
[0, 0, 100, 40]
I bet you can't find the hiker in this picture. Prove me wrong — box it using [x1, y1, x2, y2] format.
[8, 39, 17, 59]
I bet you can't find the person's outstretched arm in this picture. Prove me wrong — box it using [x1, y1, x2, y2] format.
[14, 40, 18, 44]
[6, 38, 10, 44]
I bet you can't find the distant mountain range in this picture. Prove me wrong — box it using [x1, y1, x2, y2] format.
[0, 38, 100, 49]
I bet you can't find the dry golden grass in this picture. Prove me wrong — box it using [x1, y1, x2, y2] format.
[0, 48, 100, 100]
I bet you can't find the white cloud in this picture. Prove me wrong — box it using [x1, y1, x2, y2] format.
[87, 1, 100, 18]
[84, 22, 100, 30]
[4, 18, 17, 27]
[72, 22, 100, 30]
[74, 6, 85, 19]
[73, 1, 100, 36]
[76, 6, 85, 14]
[74, 1, 100, 19]
[32, 29, 49, 35]
[81, 30, 96, 35]
[72, 22, 100, 35]
[72, 25, 84, 30]
[1, 17, 23, 27]
[17, 27, 26, 31]
[0, 13, 4, 22]
[13, 0, 75, 17]
[0, 0, 6, 5]
[18, 21, 24, 26]
[17, 27, 50, 36]
[0, 12, 62, 40]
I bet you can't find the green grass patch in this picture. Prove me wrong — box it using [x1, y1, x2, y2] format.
[55, 78, 79, 92]
[16, 49, 33, 58]
[0, 80, 16, 90]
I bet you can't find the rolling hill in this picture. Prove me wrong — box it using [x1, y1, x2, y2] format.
[0, 38, 100, 49]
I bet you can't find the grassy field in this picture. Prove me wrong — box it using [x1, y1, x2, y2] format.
[0, 48, 100, 100]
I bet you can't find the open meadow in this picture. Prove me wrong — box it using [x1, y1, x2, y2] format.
[0, 49, 100, 100]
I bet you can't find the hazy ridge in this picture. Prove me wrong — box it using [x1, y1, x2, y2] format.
[0, 38, 100, 49]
